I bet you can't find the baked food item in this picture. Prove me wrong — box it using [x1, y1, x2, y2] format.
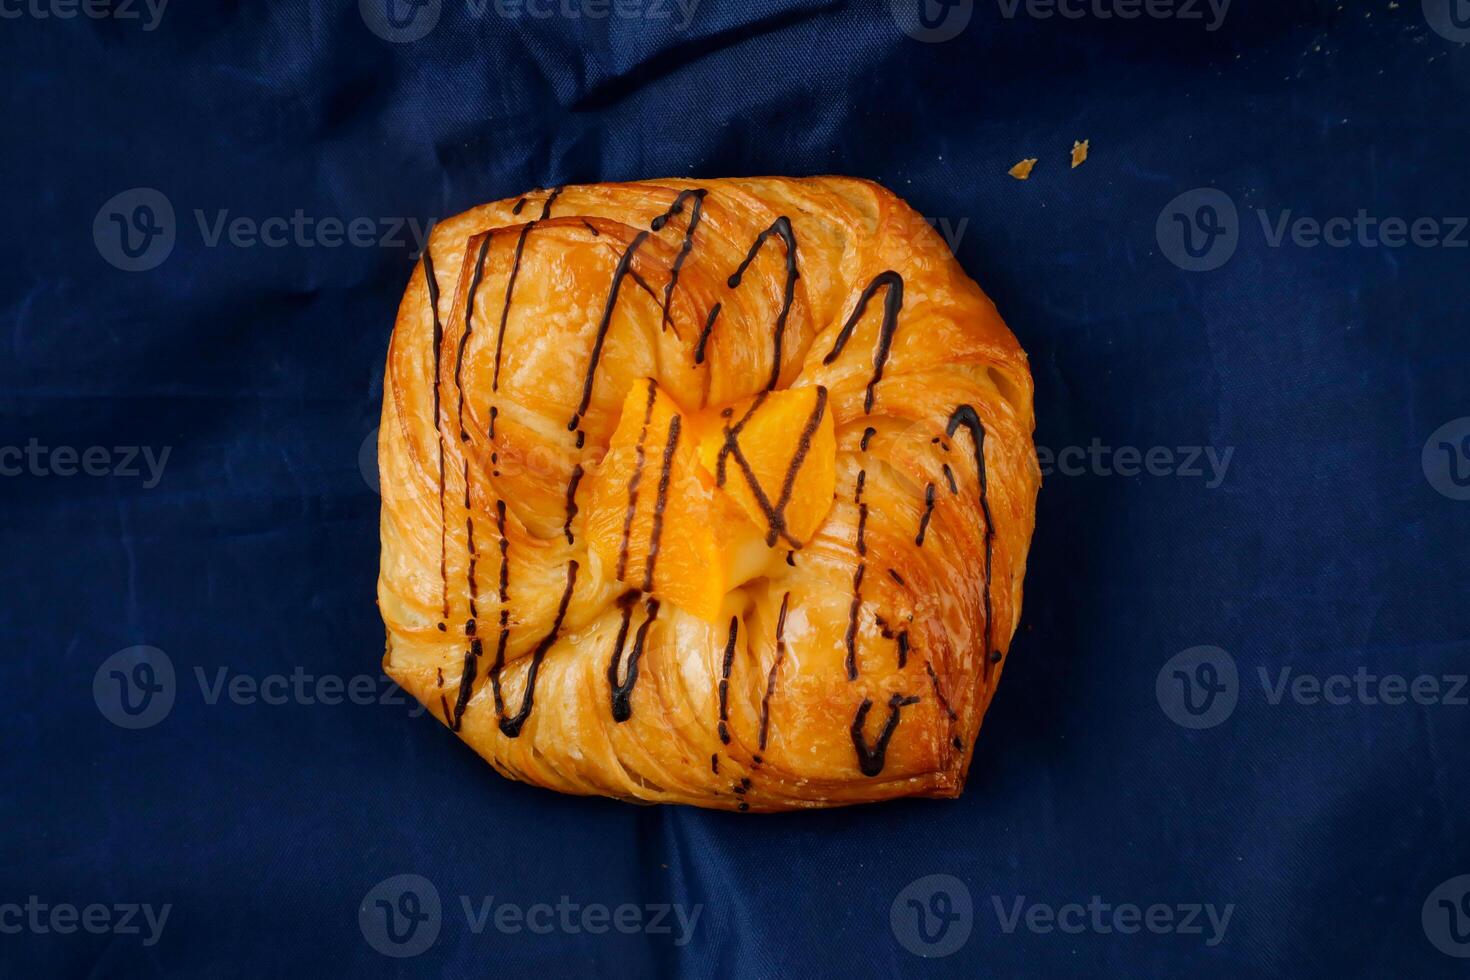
[377, 177, 1039, 811]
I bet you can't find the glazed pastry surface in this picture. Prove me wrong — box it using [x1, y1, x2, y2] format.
[378, 176, 1039, 811]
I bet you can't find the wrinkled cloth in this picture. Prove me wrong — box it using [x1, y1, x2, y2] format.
[2, 1, 1468, 977]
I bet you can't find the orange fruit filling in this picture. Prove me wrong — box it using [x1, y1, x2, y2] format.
[585, 380, 837, 622]
[695, 385, 836, 550]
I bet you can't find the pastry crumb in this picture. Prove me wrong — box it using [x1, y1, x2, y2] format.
[1071, 139, 1089, 169]
[1008, 158, 1038, 180]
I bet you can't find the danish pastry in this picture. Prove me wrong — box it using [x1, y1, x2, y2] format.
[377, 177, 1039, 811]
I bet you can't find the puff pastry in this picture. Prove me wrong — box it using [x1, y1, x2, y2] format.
[377, 177, 1039, 811]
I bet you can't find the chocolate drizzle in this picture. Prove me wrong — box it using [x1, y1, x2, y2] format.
[945, 405, 996, 679]
[717, 615, 738, 745]
[492, 499, 511, 716]
[643, 414, 681, 593]
[694, 303, 720, 365]
[493, 223, 533, 392]
[757, 592, 791, 751]
[649, 189, 707, 334]
[609, 595, 659, 722]
[450, 638, 481, 732]
[562, 464, 583, 544]
[925, 659, 958, 721]
[568, 230, 653, 438]
[914, 482, 937, 546]
[616, 380, 658, 582]
[491, 559, 578, 738]
[822, 270, 904, 414]
[454, 237, 492, 683]
[715, 387, 827, 548]
[715, 391, 768, 488]
[844, 564, 865, 681]
[727, 216, 798, 391]
[851, 692, 920, 777]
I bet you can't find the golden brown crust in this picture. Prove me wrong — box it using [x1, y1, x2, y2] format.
[378, 176, 1039, 811]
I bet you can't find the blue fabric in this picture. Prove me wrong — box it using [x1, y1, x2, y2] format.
[3, 1, 1469, 976]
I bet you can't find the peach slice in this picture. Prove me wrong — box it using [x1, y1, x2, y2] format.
[585, 380, 729, 622]
[696, 385, 836, 550]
